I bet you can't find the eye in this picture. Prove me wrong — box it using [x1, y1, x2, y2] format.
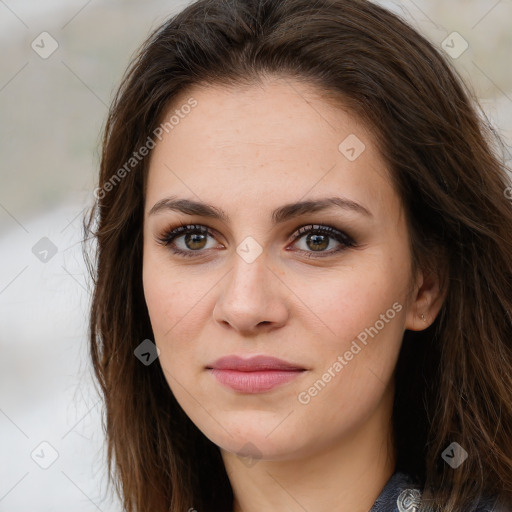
[156, 223, 223, 258]
[287, 224, 355, 257]
[156, 223, 356, 259]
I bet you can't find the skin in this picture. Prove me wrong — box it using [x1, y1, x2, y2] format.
[142, 76, 444, 512]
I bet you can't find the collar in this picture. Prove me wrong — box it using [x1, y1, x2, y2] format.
[369, 471, 507, 512]
[369, 471, 422, 512]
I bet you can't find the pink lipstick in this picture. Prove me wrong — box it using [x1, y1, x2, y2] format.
[206, 355, 306, 393]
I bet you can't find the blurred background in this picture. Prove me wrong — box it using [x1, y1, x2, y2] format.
[0, 1, 511, 510]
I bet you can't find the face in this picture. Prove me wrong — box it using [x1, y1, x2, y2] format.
[142, 77, 422, 462]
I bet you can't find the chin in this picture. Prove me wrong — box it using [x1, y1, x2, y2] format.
[199, 416, 306, 462]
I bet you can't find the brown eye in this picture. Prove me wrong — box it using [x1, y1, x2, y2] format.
[289, 224, 355, 257]
[304, 233, 330, 251]
[184, 232, 208, 250]
[156, 224, 221, 257]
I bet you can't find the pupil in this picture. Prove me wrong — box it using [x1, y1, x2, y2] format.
[186, 233, 206, 250]
[308, 233, 328, 251]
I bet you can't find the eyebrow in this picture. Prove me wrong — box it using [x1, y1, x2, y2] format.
[148, 195, 372, 223]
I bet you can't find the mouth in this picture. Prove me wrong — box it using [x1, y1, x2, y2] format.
[205, 355, 307, 393]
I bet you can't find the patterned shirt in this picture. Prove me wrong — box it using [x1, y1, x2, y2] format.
[369, 471, 509, 512]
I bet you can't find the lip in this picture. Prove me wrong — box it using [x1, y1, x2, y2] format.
[207, 355, 306, 371]
[206, 355, 307, 393]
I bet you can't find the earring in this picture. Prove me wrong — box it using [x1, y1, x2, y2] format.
[420, 313, 427, 323]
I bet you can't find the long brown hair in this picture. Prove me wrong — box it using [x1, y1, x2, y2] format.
[83, 0, 512, 510]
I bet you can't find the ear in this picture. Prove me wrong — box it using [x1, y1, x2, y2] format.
[405, 265, 447, 331]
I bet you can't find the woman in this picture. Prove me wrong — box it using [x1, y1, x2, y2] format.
[84, 0, 512, 510]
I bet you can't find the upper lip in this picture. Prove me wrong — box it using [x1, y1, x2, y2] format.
[206, 355, 306, 371]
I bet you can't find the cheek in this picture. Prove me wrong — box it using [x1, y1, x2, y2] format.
[142, 262, 174, 335]
[143, 248, 197, 330]
[142, 249, 188, 356]
[142, 249, 217, 371]
[300, 261, 406, 348]
[294, 273, 405, 440]
[296, 256, 408, 402]
[142, 259, 198, 395]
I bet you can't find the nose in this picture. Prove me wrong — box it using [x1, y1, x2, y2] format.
[212, 251, 289, 335]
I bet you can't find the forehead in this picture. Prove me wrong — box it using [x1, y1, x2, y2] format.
[161, 77, 368, 146]
[145, 77, 397, 219]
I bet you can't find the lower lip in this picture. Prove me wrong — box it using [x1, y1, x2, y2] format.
[207, 369, 304, 393]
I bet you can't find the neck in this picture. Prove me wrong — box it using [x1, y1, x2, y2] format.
[223, 385, 396, 512]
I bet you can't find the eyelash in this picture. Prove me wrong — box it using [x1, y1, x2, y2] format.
[155, 223, 356, 258]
